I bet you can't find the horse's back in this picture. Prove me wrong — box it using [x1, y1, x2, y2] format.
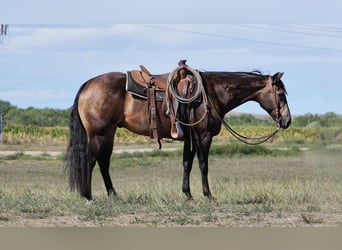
[77, 72, 127, 135]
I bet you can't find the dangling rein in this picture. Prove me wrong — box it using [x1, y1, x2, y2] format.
[219, 115, 280, 145]
[208, 96, 280, 145]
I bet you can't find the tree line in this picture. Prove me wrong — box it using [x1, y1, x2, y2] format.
[0, 100, 341, 128]
[0, 100, 70, 127]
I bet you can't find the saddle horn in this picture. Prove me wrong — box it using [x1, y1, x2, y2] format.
[178, 60, 187, 66]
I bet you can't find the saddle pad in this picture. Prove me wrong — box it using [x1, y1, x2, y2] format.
[126, 72, 165, 101]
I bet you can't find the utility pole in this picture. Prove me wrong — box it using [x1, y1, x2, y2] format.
[0, 24, 8, 140]
[0, 113, 3, 142]
[0, 24, 8, 44]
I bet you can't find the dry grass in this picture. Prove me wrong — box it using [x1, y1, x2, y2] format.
[0, 144, 341, 227]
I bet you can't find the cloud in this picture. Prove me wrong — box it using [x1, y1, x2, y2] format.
[6, 25, 144, 51]
[7, 26, 96, 50]
[1, 24, 342, 114]
[7, 24, 341, 59]
[0, 89, 68, 108]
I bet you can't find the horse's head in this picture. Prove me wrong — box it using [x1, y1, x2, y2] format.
[256, 72, 291, 129]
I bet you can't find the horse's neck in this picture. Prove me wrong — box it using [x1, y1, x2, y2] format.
[209, 77, 263, 116]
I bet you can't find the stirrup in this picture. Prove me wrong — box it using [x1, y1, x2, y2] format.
[171, 122, 184, 139]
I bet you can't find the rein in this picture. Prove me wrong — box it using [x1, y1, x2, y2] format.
[215, 111, 280, 145]
[208, 82, 281, 145]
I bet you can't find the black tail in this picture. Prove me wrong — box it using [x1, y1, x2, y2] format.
[64, 83, 90, 198]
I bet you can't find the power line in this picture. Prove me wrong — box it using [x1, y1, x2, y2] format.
[143, 25, 342, 52]
[281, 24, 342, 33]
[239, 24, 342, 38]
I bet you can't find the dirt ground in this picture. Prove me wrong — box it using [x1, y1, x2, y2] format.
[2, 210, 342, 227]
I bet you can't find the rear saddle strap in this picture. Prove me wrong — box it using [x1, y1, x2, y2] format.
[147, 81, 161, 149]
[139, 67, 162, 149]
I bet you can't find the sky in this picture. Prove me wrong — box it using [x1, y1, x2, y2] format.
[1, 2, 342, 115]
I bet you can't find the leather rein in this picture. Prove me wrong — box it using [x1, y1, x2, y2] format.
[214, 109, 280, 145]
[209, 84, 281, 145]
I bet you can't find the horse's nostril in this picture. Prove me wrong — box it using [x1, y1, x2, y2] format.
[281, 117, 291, 129]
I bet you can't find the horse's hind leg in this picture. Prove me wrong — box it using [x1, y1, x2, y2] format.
[83, 138, 97, 200]
[88, 130, 116, 197]
[97, 136, 116, 196]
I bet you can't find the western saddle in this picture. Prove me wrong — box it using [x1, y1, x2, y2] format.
[126, 60, 197, 149]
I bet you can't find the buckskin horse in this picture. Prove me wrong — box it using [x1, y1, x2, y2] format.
[65, 62, 291, 200]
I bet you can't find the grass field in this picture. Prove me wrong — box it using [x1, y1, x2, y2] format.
[0, 139, 341, 227]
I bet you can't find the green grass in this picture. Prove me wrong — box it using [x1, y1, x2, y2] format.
[0, 143, 342, 226]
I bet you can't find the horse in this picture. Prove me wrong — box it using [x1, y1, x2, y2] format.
[65, 66, 291, 201]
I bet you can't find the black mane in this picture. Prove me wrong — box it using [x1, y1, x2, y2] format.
[201, 70, 264, 77]
[200, 70, 288, 95]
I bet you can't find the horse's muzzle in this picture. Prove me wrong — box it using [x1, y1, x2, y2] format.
[280, 115, 291, 129]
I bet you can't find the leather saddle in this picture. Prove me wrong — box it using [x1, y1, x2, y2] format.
[125, 61, 197, 148]
[126, 65, 170, 149]
[126, 65, 168, 101]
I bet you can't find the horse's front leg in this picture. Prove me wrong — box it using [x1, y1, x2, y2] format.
[182, 138, 196, 200]
[196, 135, 214, 200]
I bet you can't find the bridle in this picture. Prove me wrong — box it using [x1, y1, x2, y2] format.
[272, 82, 282, 126]
[210, 79, 282, 145]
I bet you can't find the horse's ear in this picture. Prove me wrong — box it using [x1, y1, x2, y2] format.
[273, 72, 284, 82]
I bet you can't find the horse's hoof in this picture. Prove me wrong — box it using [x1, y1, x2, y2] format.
[207, 195, 218, 204]
[108, 189, 117, 197]
[183, 192, 193, 201]
[186, 196, 194, 201]
[85, 199, 94, 206]
[204, 193, 216, 202]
